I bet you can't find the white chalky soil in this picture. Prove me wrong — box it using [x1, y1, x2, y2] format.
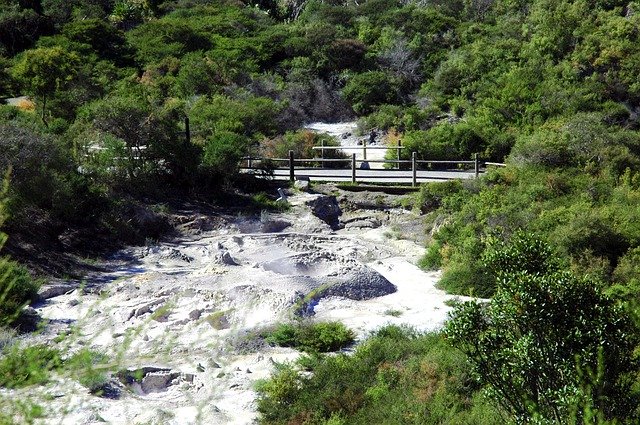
[16, 191, 468, 425]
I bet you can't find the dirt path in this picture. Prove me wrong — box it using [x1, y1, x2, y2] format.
[305, 122, 388, 169]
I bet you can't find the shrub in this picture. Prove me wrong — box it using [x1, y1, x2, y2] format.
[0, 344, 62, 388]
[256, 326, 501, 424]
[64, 348, 109, 392]
[446, 234, 640, 422]
[264, 321, 355, 353]
[202, 130, 250, 179]
[342, 71, 398, 115]
[0, 257, 40, 326]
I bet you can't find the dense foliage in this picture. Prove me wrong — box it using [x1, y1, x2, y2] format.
[263, 321, 355, 353]
[446, 233, 640, 423]
[2, 0, 640, 422]
[256, 326, 502, 424]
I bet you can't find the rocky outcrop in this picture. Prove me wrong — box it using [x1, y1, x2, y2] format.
[305, 195, 342, 229]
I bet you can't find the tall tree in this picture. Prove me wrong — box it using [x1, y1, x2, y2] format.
[11, 46, 79, 125]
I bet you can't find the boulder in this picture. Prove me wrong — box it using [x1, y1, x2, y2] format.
[294, 178, 310, 191]
[217, 251, 238, 266]
[37, 282, 77, 301]
[13, 307, 42, 333]
[305, 195, 342, 229]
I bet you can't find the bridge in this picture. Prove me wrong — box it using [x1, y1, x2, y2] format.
[241, 146, 505, 186]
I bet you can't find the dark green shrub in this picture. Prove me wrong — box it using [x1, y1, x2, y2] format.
[446, 234, 640, 423]
[414, 180, 463, 213]
[342, 71, 398, 115]
[0, 257, 40, 326]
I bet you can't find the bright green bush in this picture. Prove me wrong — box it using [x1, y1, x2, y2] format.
[0, 344, 62, 388]
[202, 130, 250, 178]
[264, 321, 355, 353]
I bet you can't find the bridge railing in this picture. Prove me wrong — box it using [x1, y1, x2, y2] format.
[241, 150, 505, 187]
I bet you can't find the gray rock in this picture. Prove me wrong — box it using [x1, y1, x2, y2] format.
[141, 371, 180, 394]
[90, 379, 122, 399]
[324, 267, 396, 301]
[217, 251, 238, 266]
[189, 309, 203, 320]
[38, 282, 77, 300]
[14, 307, 42, 333]
[294, 179, 310, 191]
[305, 196, 342, 229]
[260, 218, 291, 233]
[344, 218, 381, 230]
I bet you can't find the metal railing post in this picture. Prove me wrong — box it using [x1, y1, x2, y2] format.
[412, 151, 417, 187]
[289, 150, 295, 181]
[321, 140, 325, 169]
[363, 139, 367, 161]
[474, 153, 479, 179]
[351, 153, 356, 183]
[397, 139, 401, 169]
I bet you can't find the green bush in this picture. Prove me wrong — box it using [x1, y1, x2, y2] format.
[65, 348, 109, 393]
[0, 344, 62, 388]
[257, 326, 501, 424]
[264, 321, 355, 353]
[0, 257, 40, 326]
[202, 130, 250, 179]
[342, 71, 399, 115]
[446, 234, 640, 423]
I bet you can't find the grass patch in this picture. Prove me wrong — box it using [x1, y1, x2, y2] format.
[206, 310, 231, 330]
[0, 344, 62, 388]
[0, 344, 110, 392]
[251, 192, 290, 212]
[263, 321, 355, 353]
[65, 348, 110, 393]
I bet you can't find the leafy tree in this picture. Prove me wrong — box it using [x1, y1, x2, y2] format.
[342, 71, 398, 115]
[11, 46, 79, 125]
[202, 130, 250, 183]
[61, 19, 133, 66]
[446, 233, 640, 423]
[0, 4, 52, 56]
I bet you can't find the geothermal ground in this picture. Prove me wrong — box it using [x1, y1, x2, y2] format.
[9, 186, 467, 425]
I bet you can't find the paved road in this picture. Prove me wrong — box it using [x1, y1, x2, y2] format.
[243, 167, 477, 184]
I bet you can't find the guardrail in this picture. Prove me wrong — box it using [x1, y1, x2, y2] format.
[242, 150, 506, 187]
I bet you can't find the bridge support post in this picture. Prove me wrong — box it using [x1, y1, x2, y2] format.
[412, 151, 417, 187]
[351, 153, 356, 183]
[363, 139, 367, 160]
[289, 150, 295, 182]
[474, 153, 479, 179]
